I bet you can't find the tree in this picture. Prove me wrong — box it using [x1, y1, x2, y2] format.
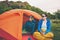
[54, 10, 60, 19]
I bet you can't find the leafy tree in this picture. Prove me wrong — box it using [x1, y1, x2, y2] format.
[54, 10, 60, 19]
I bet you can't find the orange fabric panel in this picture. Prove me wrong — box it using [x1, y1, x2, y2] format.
[0, 13, 21, 38]
[0, 9, 42, 20]
[0, 13, 23, 40]
[17, 12, 23, 40]
[22, 10, 42, 20]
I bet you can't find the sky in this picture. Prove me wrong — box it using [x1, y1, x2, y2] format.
[0, 0, 60, 13]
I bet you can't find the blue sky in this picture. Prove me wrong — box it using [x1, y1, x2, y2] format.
[0, 0, 60, 13]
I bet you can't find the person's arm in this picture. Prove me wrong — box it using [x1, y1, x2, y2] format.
[38, 20, 42, 32]
[31, 20, 36, 34]
[46, 19, 51, 33]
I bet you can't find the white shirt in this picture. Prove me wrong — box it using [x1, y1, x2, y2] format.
[41, 20, 47, 31]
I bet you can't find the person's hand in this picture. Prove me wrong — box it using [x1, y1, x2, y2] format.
[41, 28, 46, 32]
[41, 28, 46, 35]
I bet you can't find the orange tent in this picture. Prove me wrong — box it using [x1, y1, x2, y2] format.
[0, 9, 42, 40]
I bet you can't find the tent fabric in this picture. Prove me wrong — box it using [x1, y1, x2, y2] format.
[0, 9, 42, 40]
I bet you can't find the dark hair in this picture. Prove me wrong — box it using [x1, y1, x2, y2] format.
[42, 14, 48, 17]
[45, 14, 48, 17]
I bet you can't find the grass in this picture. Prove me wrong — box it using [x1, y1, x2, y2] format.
[51, 20, 60, 40]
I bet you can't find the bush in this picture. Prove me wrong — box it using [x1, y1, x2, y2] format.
[52, 20, 60, 23]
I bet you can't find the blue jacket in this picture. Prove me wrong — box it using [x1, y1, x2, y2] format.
[23, 20, 36, 34]
[38, 18, 51, 34]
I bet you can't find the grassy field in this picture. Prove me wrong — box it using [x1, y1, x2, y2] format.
[51, 20, 60, 40]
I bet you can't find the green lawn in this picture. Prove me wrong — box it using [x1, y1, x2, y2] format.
[51, 20, 60, 40]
